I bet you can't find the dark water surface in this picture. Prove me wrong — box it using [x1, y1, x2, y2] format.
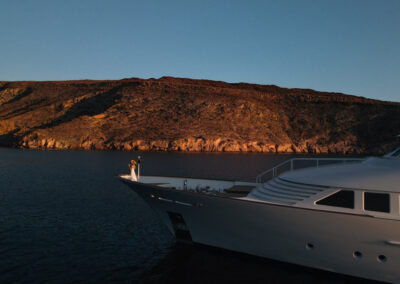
[0, 148, 372, 283]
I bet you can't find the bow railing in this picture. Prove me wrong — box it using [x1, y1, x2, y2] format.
[256, 157, 364, 184]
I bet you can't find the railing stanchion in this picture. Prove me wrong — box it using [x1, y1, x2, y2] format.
[255, 157, 363, 184]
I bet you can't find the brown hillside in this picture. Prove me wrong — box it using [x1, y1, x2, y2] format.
[0, 77, 399, 154]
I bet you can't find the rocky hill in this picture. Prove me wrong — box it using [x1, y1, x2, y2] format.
[0, 77, 399, 154]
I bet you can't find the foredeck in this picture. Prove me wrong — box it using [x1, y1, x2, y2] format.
[119, 175, 257, 197]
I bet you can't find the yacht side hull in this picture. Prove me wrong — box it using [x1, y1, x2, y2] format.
[121, 179, 400, 283]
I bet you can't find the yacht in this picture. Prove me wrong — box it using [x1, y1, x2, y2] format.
[119, 147, 400, 283]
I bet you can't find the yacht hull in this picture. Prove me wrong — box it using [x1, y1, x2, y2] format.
[121, 179, 400, 283]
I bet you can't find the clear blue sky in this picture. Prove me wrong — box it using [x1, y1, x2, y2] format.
[1, 0, 399, 102]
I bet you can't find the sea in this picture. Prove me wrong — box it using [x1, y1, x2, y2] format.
[0, 148, 375, 283]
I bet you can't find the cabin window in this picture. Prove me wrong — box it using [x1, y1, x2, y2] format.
[364, 192, 390, 213]
[316, 190, 354, 209]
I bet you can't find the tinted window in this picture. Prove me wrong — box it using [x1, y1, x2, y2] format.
[316, 190, 354, 209]
[364, 192, 390, 213]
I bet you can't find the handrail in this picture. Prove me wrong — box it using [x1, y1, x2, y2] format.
[256, 157, 365, 184]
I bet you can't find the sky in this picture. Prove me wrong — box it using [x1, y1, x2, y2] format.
[0, 0, 399, 102]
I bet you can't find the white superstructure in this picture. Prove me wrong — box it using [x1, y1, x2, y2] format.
[247, 156, 400, 220]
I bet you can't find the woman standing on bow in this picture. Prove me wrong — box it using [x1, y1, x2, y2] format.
[129, 160, 137, 181]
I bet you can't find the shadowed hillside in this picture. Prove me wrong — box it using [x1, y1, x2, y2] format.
[0, 77, 399, 154]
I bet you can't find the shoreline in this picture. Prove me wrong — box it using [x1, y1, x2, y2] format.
[1, 142, 373, 155]
[13, 136, 378, 154]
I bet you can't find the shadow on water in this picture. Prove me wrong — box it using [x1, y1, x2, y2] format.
[141, 243, 380, 284]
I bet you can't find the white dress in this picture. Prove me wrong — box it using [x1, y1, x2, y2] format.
[130, 167, 137, 181]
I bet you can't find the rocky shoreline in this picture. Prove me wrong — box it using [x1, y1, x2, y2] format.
[19, 136, 362, 154]
[1, 77, 399, 155]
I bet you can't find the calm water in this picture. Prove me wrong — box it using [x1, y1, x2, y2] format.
[0, 148, 372, 283]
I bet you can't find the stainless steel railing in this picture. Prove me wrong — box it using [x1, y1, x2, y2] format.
[256, 157, 365, 183]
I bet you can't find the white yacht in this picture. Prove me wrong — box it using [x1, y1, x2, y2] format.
[119, 147, 400, 283]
